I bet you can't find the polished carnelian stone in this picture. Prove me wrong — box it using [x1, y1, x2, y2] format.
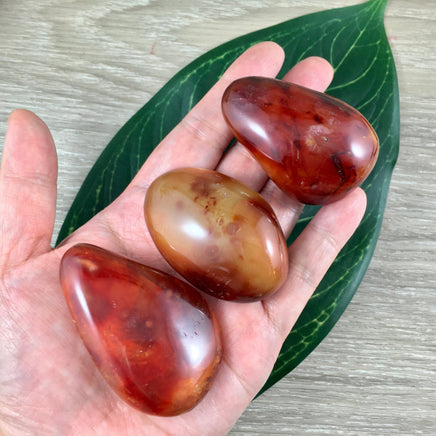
[145, 167, 289, 302]
[222, 77, 379, 205]
[60, 243, 221, 416]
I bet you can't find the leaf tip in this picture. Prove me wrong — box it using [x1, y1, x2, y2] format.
[370, 0, 389, 14]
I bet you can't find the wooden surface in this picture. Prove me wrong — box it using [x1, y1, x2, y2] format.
[0, 0, 435, 434]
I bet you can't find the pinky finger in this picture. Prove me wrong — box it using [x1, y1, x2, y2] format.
[264, 187, 367, 340]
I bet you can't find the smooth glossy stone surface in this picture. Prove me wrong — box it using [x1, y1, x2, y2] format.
[60, 243, 221, 416]
[222, 76, 379, 205]
[145, 167, 289, 301]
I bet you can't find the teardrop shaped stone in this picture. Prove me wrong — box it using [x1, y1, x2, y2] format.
[222, 76, 379, 205]
[60, 243, 221, 416]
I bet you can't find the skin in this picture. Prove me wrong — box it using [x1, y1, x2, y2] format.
[0, 42, 366, 436]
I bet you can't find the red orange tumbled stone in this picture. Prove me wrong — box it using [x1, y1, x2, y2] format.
[222, 76, 379, 205]
[145, 167, 289, 301]
[60, 243, 221, 416]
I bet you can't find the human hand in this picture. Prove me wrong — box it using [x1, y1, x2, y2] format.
[0, 42, 366, 435]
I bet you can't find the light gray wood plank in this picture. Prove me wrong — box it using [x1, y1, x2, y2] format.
[1, 1, 434, 434]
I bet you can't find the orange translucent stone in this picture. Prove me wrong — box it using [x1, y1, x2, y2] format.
[60, 243, 221, 416]
[145, 167, 289, 301]
[222, 76, 379, 205]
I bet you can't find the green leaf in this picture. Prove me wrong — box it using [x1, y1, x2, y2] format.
[58, 0, 399, 395]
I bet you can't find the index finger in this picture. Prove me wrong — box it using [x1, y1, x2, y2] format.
[129, 41, 285, 189]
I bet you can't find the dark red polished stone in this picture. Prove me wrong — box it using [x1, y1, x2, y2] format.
[60, 243, 221, 416]
[222, 76, 379, 205]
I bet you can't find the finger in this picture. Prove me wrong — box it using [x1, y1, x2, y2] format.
[282, 55, 334, 91]
[263, 187, 367, 339]
[0, 110, 57, 269]
[260, 180, 304, 238]
[216, 56, 334, 190]
[129, 41, 285, 189]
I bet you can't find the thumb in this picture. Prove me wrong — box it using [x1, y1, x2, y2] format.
[0, 110, 58, 270]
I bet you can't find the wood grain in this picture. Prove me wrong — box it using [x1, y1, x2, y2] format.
[1, 0, 435, 434]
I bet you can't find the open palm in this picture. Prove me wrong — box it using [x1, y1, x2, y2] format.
[0, 42, 366, 436]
